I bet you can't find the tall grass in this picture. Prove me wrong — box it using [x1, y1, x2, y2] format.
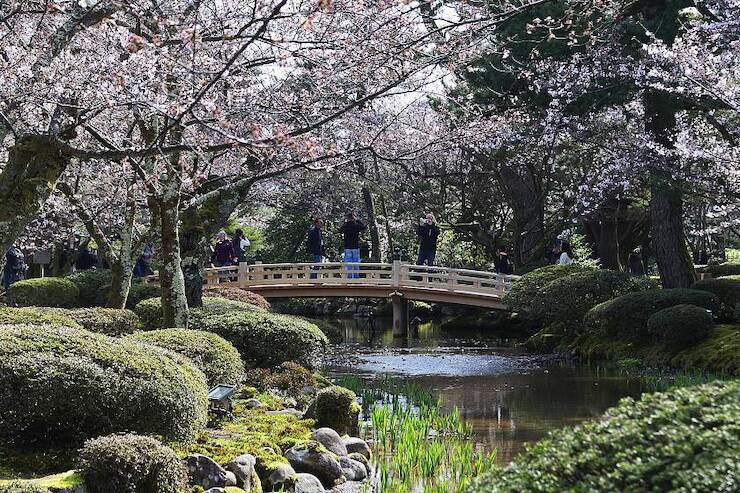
[611, 358, 731, 391]
[338, 374, 496, 493]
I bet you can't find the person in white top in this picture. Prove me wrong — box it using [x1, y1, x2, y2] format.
[233, 229, 251, 263]
[558, 240, 574, 265]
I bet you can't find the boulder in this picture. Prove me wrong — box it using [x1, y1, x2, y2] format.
[205, 489, 227, 493]
[244, 398, 262, 409]
[311, 428, 348, 456]
[342, 437, 371, 460]
[226, 453, 257, 490]
[289, 473, 326, 492]
[339, 456, 367, 481]
[284, 441, 343, 488]
[263, 462, 296, 491]
[185, 454, 236, 489]
[347, 452, 370, 475]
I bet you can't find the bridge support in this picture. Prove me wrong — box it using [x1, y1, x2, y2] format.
[391, 292, 409, 338]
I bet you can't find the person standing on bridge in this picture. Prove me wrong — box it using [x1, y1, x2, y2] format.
[339, 212, 366, 279]
[213, 231, 237, 267]
[307, 218, 324, 279]
[416, 213, 440, 266]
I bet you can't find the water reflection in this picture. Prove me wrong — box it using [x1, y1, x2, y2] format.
[324, 317, 646, 464]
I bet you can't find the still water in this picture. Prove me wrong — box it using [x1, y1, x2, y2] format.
[324, 318, 647, 464]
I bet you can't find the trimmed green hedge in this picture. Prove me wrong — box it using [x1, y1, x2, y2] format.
[130, 329, 243, 386]
[0, 307, 81, 329]
[7, 278, 79, 308]
[135, 296, 260, 330]
[304, 386, 360, 435]
[191, 310, 328, 369]
[0, 325, 208, 445]
[534, 270, 656, 326]
[125, 282, 160, 309]
[503, 264, 590, 320]
[0, 483, 49, 493]
[691, 278, 740, 322]
[204, 287, 271, 310]
[467, 380, 740, 493]
[584, 289, 720, 339]
[79, 433, 187, 493]
[699, 262, 740, 278]
[66, 269, 112, 307]
[647, 304, 713, 348]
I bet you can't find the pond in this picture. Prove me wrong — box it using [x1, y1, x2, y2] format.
[323, 317, 647, 465]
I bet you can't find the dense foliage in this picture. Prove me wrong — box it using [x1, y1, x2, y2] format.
[135, 296, 261, 330]
[699, 263, 740, 278]
[7, 278, 79, 308]
[504, 264, 590, 320]
[647, 304, 713, 348]
[130, 329, 244, 386]
[468, 380, 740, 493]
[0, 307, 81, 329]
[304, 385, 360, 435]
[79, 434, 188, 493]
[66, 269, 112, 307]
[584, 289, 720, 339]
[203, 287, 271, 310]
[691, 278, 740, 322]
[63, 308, 139, 336]
[192, 310, 328, 369]
[0, 325, 208, 445]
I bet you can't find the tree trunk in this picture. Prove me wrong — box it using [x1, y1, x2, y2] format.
[0, 135, 68, 268]
[158, 178, 189, 327]
[598, 199, 622, 270]
[644, 91, 695, 288]
[497, 165, 545, 267]
[108, 257, 135, 308]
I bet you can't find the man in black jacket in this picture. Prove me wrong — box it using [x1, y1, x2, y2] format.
[307, 218, 324, 279]
[339, 212, 366, 278]
[416, 213, 440, 266]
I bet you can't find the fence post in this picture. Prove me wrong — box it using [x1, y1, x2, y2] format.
[253, 260, 264, 282]
[392, 260, 401, 287]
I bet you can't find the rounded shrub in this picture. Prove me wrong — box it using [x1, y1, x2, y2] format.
[135, 296, 260, 330]
[304, 386, 360, 435]
[191, 311, 328, 369]
[125, 281, 161, 309]
[0, 325, 208, 445]
[647, 304, 713, 348]
[534, 270, 656, 326]
[79, 433, 187, 493]
[0, 483, 49, 493]
[130, 329, 244, 386]
[691, 278, 740, 321]
[468, 380, 740, 493]
[699, 262, 740, 278]
[503, 264, 590, 320]
[584, 288, 719, 339]
[65, 308, 139, 335]
[0, 307, 81, 329]
[7, 278, 79, 308]
[66, 269, 112, 307]
[204, 287, 271, 310]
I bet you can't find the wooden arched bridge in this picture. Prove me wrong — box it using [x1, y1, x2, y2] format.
[201, 261, 517, 336]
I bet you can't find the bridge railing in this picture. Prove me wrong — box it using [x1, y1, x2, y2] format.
[199, 261, 517, 297]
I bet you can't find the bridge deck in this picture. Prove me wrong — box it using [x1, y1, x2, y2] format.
[199, 261, 516, 309]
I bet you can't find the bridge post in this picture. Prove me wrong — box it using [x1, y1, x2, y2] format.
[391, 292, 408, 338]
[238, 262, 248, 288]
[392, 260, 401, 287]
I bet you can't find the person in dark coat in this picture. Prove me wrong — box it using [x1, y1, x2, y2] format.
[3, 246, 27, 290]
[75, 242, 98, 270]
[339, 212, 366, 278]
[213, 231, 236, 267]
[494, 247, 512, 274]
[416, 213, 440, 266]
[233, 229, 251, 263]
[629, 248, 645, 275]
[307, 218, 324, 279]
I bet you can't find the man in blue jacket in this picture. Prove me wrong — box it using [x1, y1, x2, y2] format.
[339, 212, 366, 279]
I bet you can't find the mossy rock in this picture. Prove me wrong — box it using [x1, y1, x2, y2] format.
[304, 386, 360, 435]
[468, 380, 740, 492]
[191, 311, 328, 369]
[8, 278, 79, 308]
[0, 324, 208, 445]
[129, 329, 244, 386]
[66, 269, 112, 307]
[523, 328, 564, 353]
[0, 471, 82, 493]
[79, 433, 187, 493]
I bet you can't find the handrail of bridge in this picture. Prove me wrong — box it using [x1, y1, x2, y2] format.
[196, 261, 518, 298]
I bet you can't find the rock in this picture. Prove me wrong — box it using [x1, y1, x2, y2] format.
[312, 428, 348, 456]
[347, 452, 370, 475]
[263, 462, 296, 491]
[185, 454, 235, 489]
[205, 489, 226, 493]
[226, 453, 257, 490]
[285, 441, 343, 488]
[244, 398, 262, 409]
[342, 437, 371, 460]
[290, 473, 326, 492]
[339, 456, 367, 481]
[266, 408, 304, 418]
